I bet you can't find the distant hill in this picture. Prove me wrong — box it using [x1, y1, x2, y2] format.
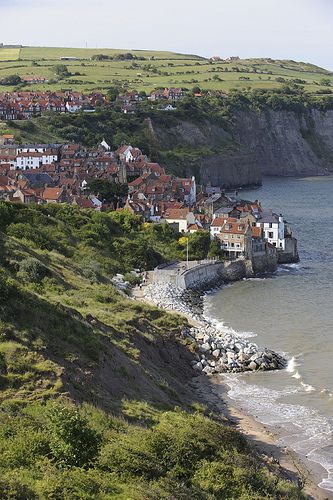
[0, 46, 332, 94]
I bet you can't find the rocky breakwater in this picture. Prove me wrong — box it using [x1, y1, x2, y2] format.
[144, 283, 286, 375]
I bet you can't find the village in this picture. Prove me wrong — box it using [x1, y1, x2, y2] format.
[0, 133, 298, 272]
[0, 87, 197, 120]
[0, 83, 231, 119]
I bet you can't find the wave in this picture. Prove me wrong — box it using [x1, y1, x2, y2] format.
[202, 305, 257, 340]
[286, 356, 301, 373]
[224, 375, 333, 492]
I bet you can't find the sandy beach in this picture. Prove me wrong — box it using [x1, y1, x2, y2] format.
[133, 284, 332, 499]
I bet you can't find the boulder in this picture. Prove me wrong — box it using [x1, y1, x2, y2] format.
[199, 343, 211, 353]
[202, 366, 214, 375]
[249, 361, 258, 371]
[212, 349, 221, 358]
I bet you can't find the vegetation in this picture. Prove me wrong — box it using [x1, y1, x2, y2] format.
[0, 46, 332, 95]
[87, 180, 128, 206]
[0, 201, 306, 497]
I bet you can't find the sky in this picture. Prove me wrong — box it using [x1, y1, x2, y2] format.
[1, 0, 332, 69]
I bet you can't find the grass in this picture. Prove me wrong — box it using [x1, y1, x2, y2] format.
[0, 46, 332, 94]
[0, 48, 20, 61]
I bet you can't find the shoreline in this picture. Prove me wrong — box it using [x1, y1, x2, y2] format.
[132, 282, 332, 499]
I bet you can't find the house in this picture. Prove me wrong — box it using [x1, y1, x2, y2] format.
[255, 210, 285, 250]
[210, 216, 228, 239]
[162, 104, 177, 111]
[12, 188, 36, 204]
[251, 226, 266, 255]
[188, 223, 202, 234]
[217, 218, 252, 260]
[41, 187, 67, 203]
[163, 207, 196, 233]
[16, 152, 43, 170]
[19, 171, 54, 188]
[65, 101, 83, 113]
[116, 144, 133, 162]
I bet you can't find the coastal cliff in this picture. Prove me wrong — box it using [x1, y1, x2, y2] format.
[151, 107, 333, 187]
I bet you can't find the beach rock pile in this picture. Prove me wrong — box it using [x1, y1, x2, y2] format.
[144, 283, 204, 322]
[144, 283, 287, 374]
[183, 325, 286, 374]
[112, 274, 130, 293]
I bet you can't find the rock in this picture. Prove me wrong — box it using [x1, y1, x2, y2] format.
[212, 349, 221, 358]
[227, 352, 235, 362]
[193, 362, 203, 371]
[238, 353, 249, 363]
[249, 361, 258, 371]
[202, 366, 214, 375]
[199, 343, 211, 353]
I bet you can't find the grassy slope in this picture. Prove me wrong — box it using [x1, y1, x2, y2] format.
[0, 203, 305, 498]
[0, 46, 332, 94]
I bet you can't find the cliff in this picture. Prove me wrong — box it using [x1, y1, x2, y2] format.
[150, 107, 333, 187]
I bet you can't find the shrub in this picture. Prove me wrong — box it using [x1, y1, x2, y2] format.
[79, 260, 101, 282]
[19, 258, 48, 283]
[47, 402, 101, 468]
[0, 477, 35, 500]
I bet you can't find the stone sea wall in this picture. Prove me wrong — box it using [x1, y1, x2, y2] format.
[155, 257, 279, 291]
[154, 260, 255, 291]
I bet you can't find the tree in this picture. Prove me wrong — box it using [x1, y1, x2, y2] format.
[107, 86, 120, 102]
[320, 78, 331, 87]
[47, 403, 101, 468]
[188, 231, 211, 260]
[0, 75, 22, 86]
[87, 179, 128, 205]
[54, 64, 70, 77]
[192, 85, 201, 94]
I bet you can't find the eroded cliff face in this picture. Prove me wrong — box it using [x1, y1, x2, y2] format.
[151, 108, 333, 187]
[233, 109, 333, 177]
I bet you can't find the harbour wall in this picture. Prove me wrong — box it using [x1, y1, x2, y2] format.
[154, 260, 255, 290]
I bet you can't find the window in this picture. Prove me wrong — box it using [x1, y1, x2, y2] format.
[268, 232, 273, 239]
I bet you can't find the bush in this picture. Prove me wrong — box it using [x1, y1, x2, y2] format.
[79, 260, 101, 282]
[0, 269, 14, 304]
[47, 402, 101, 468]
[19, 258, 48, 283]
[0, 477, 35, 500]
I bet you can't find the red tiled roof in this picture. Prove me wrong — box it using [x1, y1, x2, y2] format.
[164, 207, 190, 220]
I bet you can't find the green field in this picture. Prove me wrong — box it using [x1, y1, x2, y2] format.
[0, 46, 332, 95]
[0, 47, 21, 61]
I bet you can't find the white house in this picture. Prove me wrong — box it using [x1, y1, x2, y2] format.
[256, 211, 285, 249]
[16, 152, 43, 170]
[16, 150, 58, 170]
[210, 216, 228, 239]
[66, 101, 83, 113]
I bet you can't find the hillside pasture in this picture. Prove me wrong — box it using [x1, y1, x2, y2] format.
[0, 47, 332, 95]
[0, 47, 21, 61]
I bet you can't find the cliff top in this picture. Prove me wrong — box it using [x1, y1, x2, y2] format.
[0, 45, 332, 94]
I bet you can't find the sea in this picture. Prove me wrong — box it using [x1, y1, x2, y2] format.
[203, 176, 333, 492]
